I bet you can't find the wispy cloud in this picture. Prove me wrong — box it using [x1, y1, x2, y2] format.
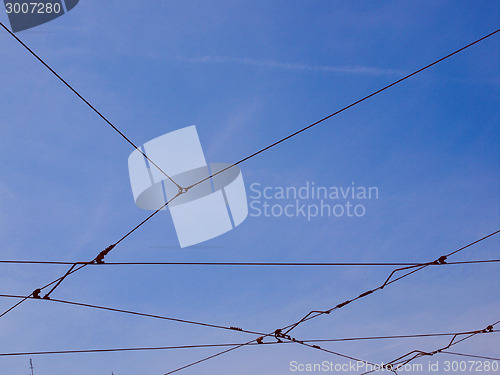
[179, 55, 407, 76]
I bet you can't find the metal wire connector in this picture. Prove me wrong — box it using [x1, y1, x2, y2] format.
[94, 244, 116, 264]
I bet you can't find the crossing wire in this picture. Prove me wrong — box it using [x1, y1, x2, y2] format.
[163, 229, 500, 374]
[1, 19, 499, 375]
[0, 193, 180, 319]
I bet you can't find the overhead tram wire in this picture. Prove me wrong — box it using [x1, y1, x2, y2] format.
[2, 329, 498, 357]
[0, 22, 498, 373]
[0, 21, 181, 191]
[0, 193, 181, 319]
[0, 231, 490, 365]
[163, 228, 500, 374]
[185, 27, 500, 190]
[0, 259, 498, 266]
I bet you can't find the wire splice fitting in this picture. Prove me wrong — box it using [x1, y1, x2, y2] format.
[94, 244, 116, 264]
[484, 325, 494, 333]
[336, 300, 351, 308]
[256, 336, 264, 344]
[358, 290, 374, 298]
[434, 255, 447, 265]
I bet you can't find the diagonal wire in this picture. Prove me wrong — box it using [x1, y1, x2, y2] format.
[0, 21, 181, 190]
[0, 293, 265, 335]
[185, 27, 500, 190]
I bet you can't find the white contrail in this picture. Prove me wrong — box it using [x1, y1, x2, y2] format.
[179, 55, 406, 76]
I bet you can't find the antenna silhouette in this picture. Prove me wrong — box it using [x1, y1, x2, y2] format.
[29, 358, 34, 375]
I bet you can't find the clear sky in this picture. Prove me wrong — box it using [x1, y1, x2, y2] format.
[0, 1, 499, 374]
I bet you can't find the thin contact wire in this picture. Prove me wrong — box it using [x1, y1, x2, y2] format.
[0, 21, 181, 190]
[2, 329, 498, 357]
[0, 259, 498, 266]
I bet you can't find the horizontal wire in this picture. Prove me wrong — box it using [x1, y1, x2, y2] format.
[0, 259, 497, 266]
[3, 330, 498, 357]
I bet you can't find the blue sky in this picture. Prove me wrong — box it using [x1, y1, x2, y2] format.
[0, 1, 499, 374]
